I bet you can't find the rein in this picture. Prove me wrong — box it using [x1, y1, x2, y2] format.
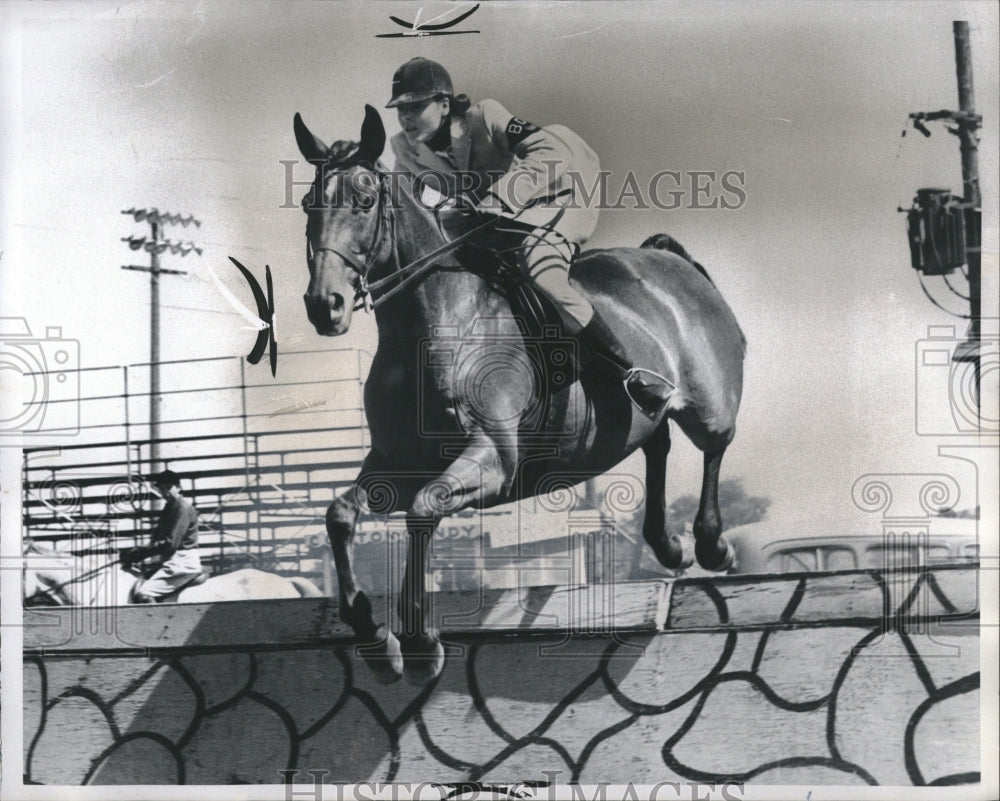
[360, 214, 504, 310]
[364, 198, 569, 310]
[27, 554, 125, 606]
[306, 167, 568, 313]
[307, 174, 501, 312]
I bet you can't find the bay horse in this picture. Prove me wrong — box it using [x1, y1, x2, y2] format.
[294, 106, 745, 684]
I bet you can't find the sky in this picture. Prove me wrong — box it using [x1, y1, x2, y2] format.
[2, 0, 998, 525]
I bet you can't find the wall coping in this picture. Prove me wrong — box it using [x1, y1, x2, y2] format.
[23, 564, 980, 654]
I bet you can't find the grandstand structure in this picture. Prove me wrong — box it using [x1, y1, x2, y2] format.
[22, 348, 373, 588]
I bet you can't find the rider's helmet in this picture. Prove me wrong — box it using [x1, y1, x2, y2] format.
[385, 58, 454, 108]
[151, 469, 181, 489]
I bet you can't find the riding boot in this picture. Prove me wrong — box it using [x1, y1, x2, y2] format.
[576, 310, 674, 419]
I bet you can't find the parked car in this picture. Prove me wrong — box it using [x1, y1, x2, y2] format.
[725, 516, 980, 575]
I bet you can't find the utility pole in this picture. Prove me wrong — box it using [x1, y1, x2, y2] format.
[120, 208, 202, 476]
[905, 21, 983, 410]
[951, 21, 982, 392]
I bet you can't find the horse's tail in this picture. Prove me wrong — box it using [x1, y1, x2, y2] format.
[640, 233, 714, 285]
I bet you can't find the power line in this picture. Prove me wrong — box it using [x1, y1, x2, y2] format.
[120, 207, 203, 477]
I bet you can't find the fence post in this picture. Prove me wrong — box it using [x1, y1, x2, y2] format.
[123, 365, 132, 480]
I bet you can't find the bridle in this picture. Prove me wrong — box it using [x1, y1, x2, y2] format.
[305, 163, 509, 313]
[305, 160, 577, 315]
[305, 165, 395, 313]
[24, 549, 123, 606]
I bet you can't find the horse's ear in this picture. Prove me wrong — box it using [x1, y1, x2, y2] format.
[358, 104, 386, 165]
[294, 112, 329, 162]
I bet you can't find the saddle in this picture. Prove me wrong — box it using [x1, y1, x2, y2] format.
[439, 203, 575, 342]
[460, 231, 580, 396]
[127, 566, 209, 603]
[441, 216, 680, 421]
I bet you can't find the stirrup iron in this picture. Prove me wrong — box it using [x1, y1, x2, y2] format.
[623, 367, 675, 420]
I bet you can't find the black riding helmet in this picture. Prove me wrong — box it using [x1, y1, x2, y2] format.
[385, 57, 454, 108]
[150, 469, 181, 489]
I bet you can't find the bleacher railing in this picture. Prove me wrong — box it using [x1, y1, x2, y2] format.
[22, 348, 372, 580]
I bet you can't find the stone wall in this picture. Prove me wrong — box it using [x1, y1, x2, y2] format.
[23, 566, 981, 788]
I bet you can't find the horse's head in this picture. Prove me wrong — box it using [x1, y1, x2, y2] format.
[23, 571, 69, 606]
[22, 557, 44, 604]
[295, 106, 388, 336]
[22, 540, 73, 606]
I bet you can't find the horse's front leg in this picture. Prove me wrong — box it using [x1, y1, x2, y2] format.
[399, 435, 510, 685]
[397, 510, 443, 685]
[327, 482, 404, 684]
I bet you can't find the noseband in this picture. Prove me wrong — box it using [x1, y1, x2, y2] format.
[306, 169, 393, 312]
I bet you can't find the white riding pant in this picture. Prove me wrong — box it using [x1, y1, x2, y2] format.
[517, 227, 594, 331]
[133, 549, 202, 601]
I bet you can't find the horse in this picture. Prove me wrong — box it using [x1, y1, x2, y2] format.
[293, 106, 746, 684]
[23, 540, 323, 606]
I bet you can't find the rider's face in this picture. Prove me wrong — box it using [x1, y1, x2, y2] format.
[396, 97, 449, 145]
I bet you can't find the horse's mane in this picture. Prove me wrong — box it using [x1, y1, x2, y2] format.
[326, 139, 362, 167]
[324, 140, 390, 173]
[640, 233, 713, 285]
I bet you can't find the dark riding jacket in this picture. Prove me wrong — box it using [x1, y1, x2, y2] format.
[150, 495, 198, 557]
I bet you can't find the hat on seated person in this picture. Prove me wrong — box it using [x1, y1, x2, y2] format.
[150, 469, 181, 489]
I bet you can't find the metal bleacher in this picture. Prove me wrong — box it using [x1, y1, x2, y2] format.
[22, 348, 373, 586]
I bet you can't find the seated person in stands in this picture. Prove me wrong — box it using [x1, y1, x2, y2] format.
[122, 469, 204, 602]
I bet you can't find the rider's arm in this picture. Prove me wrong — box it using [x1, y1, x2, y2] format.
[478, 98, 574, 209]
[150, 499, 182, 556]
[122, 544, 155, 564]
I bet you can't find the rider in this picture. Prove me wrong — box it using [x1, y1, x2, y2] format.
[123, 469, 203, 603]
[385, 57, 673, 418]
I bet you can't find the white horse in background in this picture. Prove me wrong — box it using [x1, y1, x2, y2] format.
[23, 538, 323, 606]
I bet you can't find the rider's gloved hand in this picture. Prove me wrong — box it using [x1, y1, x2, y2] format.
[475, 190, 514, 217]
[121, 546, 148, 569]
[436, 200, 479, 241]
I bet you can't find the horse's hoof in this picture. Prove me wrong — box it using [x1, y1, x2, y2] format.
[400, 634, 445, 686]
[648, 533, 694, 571]
[357, 626, 404, 684]
[695, 538, 735, 572]
[677, 534, 696, 571]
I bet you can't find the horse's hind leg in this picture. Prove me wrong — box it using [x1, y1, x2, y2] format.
[327, 481, 403, 684]
[641, 421, 693, 570]
[693, 448, 736, 572]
